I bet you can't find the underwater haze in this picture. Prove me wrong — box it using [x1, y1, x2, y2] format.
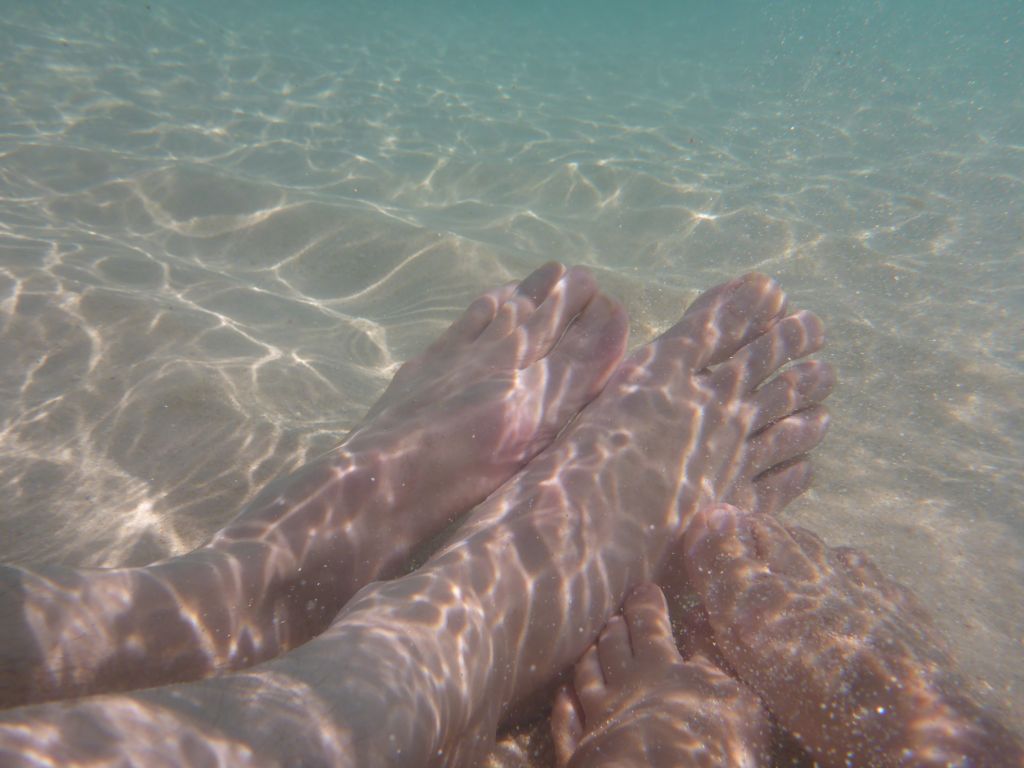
[1, 0, 1021, 758]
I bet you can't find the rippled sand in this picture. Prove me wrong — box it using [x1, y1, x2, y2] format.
[0, 1, 1021, 757]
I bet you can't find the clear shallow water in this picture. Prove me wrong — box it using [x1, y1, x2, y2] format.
[0, 0, 1021, 755]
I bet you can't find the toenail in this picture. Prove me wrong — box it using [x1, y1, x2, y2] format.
[705, 504, 735, 530]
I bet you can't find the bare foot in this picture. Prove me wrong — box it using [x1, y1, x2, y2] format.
[210, 261, 628, 610]
[684, 504, 1024, 768]
[0, 262, 628, 707]
[300, 272, 833, 764]
[551, 582, 769, 768]
[0, 273, 833, 766]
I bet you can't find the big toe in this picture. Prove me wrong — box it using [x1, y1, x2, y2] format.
[663, 272, 789, 370]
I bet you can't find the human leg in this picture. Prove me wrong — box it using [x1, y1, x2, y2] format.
[0, 262, 628, 708]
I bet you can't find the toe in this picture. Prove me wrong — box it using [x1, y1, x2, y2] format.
[683, 504, 766, 619]
[746, 458, 814, 515]
[573, 644, 607, 720]
[711, 309, 826, 395]
[787, 526, 831, 566]
[530, 292, 629, 436]
[622, 583, 683, 668]
[684, 505, 822, 626]
[750, 360, 836, 431]
[478, 261, 567, 342]
[516, 266, 599, 368]
[685, 508, 817, 665]
[670, 593, 726, 669]
[597, 615, 633, 686]
[516, 260, 569, 305]
[662, 273, 789, 370]
[551, 684, 584, 768]
[746, 404, 830, 476]
[831, 547, 937, 626]
[439, 282, 519, 348]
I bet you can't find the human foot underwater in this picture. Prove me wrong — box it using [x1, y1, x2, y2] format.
[0, 262, 629, 708]
[1, 269, 836, 766]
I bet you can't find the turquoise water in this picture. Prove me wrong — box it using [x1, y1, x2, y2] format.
[1, 0, 1021, 755]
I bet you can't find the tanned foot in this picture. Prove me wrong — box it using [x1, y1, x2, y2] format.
[684, 503, 1024, 768]
[1, 262, 628, 708]
[551, 582, 769, 768]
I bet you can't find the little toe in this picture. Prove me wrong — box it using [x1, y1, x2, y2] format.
[551, 684, 584, 768]
[750, 359, 836, 431]
[622, 582, 684, 668]
[597, 615, 633, 686]
[746, 404, 830, 476]
[663, 272, 789, 370]
[515, 265, 599, 368]
[711, 309, 826, 396]
[478, 261, 566, 342]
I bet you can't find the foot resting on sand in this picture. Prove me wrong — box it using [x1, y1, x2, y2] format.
[0, 271, 833, 766]
[683, 503, 1024, 768]
[551, 581, 769, 768]
[0, 262, 628, 708]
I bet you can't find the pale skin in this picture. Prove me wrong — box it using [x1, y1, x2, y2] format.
[0, 271, 836, 765]
[0, 261, 630, 708]
[553, 506, 1024, 768]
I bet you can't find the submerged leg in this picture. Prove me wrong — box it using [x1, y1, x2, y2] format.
[0, 262, 628, 708]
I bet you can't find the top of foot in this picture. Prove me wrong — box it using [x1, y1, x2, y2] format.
[684, 503, 1024, 767]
